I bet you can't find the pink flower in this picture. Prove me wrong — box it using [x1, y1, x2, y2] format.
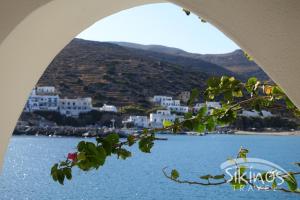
[67, 152, 77, 162]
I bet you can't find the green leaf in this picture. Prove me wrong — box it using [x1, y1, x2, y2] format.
[188, 88, 200, 106]
[212, 174, 225, 180]
[63, 168, 72, 180]
[127, 135, 135, 146]
[139, 137, 154, 153]
[171, 169, 180, 180]
[207, 77, 220, 88]
[117, 148, 132, 160]
[197, 106, 207, 118]
[200, 174, 213, 180]
[206, 117, 216, 132]
[106, 133, 119, 145]
[229, 76, 235, 82]
[194, 123, 206, 133]
[232, 89, 243, 98]
[182, 120, 193, 130]
[77, 152, 86, 161]
[244, 52, 254, 61]
[57, 170, 65, 185]
[77, 141, 86, 152]
[283, 173, 298, 192]
[247, 77, 257, 85]
[101, 139, 112, 156]
[163, 120, 173, 128]
[238, 148, 249, 159]
[182, 8, 191, 16]
[184, 112, 193, 119]
[285, 98, 296, 109]
[272, 86, 284, 95]
[246, 77, 258, 92]
[51, 164, 58, 181]
[95, 146, 107, 166]
[200, 18, 207, 23]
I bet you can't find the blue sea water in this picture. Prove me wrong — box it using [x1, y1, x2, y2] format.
[0, 135, 299, 200]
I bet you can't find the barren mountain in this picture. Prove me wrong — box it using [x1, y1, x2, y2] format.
[38, 39, 270, 108]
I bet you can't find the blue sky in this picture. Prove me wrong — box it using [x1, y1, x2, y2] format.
[77, 3, 240, 54]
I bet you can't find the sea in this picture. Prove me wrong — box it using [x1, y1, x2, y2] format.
[0, 135, 299, 200]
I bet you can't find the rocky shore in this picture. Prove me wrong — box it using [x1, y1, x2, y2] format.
[13, 125, 129, 138]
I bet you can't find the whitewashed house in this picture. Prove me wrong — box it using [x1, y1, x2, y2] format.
[167, 105, 189, 113]
[123, 116, 149, 128]
[59, 97, 92, 117]
[161, 99, 180, 107]
[153, 95, 181, 107]
[153, 96, 172, 104]
[194, 102, 221, 113]
[24, 86, 59, 112]
[149, 110, 177, 128]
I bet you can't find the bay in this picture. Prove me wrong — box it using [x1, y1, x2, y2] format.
[0, 135, 299, 200]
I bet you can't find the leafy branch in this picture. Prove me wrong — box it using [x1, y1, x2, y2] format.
[51, 76, 299, 195]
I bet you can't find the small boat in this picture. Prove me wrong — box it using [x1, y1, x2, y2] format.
[82, 132, 90, 137]
[185, 131, 205, 136]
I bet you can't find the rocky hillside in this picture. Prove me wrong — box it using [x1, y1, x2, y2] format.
[114, 42, 270, 81]
[38, 39, 270, 108]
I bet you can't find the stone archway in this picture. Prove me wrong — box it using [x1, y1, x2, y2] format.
[0, 0, 299, 167]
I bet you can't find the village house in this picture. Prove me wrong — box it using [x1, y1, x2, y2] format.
[193, 102, 221, 113]
[167, 105, 189, 113]
[149, 110, 177, 128]
[25, 86, 119, 117]
[59, 97, 92, 117]
[123, 116, 149, 128]
[152, 95, 188, 113]
[153, 96, 173, 104]
[161, 99, 180, 107]
[24, 86, 59, 112]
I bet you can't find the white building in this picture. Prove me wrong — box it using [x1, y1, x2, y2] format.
[153, 96, 172, 104]
[167, 105, 189, 113]
[240, 110, 273, 118]
[123, 116, 149, 128]
[24, 86, 59, 112]
[59, 97, 92, 117]
[99, 104, 118, 112]
[194, 102, 221, 113]
[161, 99, 180, 107]
[152, 95, 182, 108]
[149, 110, 177, 128]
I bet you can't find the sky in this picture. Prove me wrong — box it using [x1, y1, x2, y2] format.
[77, 3, 240, 54]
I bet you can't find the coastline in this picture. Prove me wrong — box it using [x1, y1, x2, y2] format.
[234, 130, 300, 136]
